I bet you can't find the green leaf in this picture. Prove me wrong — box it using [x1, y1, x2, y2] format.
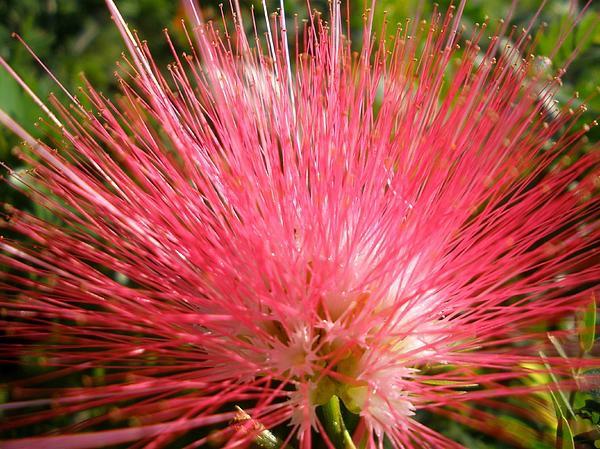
[550, 390, 566, 420]
[560, 417, 574, 449]
[541, 350, 575, 419]
[580, 295, 597, 354]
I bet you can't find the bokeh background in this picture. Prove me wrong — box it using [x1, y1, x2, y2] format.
[0, 1, 598, 448]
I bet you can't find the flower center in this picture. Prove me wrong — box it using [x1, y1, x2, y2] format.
[261, 289, 428, 422]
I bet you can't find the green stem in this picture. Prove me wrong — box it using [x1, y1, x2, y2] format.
[322, 396, 357, 449]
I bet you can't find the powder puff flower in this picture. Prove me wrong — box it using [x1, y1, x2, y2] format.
[0, 0, 598, 448]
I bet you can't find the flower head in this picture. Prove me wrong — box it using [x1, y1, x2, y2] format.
[0, 1, 598, 448]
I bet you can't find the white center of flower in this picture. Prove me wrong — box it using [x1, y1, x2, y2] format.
[268, 280, 442, 430]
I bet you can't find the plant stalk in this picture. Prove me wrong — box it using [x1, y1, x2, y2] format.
[322, 395, 357, 449]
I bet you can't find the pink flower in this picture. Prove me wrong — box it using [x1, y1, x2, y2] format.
[0, 1, 598, 448]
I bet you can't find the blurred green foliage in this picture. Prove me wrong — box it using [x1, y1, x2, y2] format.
[0, 0, 180, 208]
[0, 1, 598, 448]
